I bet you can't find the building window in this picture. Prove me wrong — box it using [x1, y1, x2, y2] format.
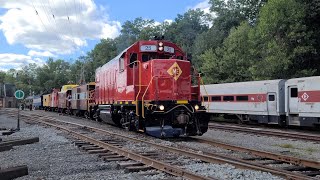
[290, 88, 298, 97]
[268, 95, 275, 101]
[236, 95, 248, 101]
[223, 96, 234, 101]
[203, 96, 209, 101]
[211, 96, 221, 101]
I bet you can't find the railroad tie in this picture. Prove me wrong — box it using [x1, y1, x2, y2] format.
[300, 170, 320, 176]
[81, 145, 100, 151]
[124, 165, 153, 173]
[117, 162, 144, 169]
[87, 149, 109, 154]
[97, 152, 117, 157]
[0, 137, 39, 147]
[0, 145, 12, 152]
[0, 165, 28, 180]
[104, 157, 129, 162]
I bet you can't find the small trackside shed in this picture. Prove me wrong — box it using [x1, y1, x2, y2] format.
[285, 76, 320, 126]
[201, 79, 286, 125]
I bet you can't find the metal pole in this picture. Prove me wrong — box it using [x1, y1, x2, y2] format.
[17, 100, 20, 131]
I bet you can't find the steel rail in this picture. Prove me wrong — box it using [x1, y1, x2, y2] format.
[208, 124, 320, 143]
[21, 113, 316, 180]
[24, 116, 214, 180]
[191, 137, 320, 169]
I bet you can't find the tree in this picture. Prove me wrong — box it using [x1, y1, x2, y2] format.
[0, 71, 5, 83]
[115, 17, 163, 52]
[250, 0, 315, 79]
[201, 22, 254, 83]
[164, 9, 210, 56]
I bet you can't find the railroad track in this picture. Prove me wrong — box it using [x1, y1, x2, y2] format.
[3, 109, 320, 179]
[208, 123, 320, 143]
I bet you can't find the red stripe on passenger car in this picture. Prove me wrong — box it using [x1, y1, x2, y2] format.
[299, 91, 320, 102]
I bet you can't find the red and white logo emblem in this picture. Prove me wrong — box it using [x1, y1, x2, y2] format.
[301, 92, 309, 101]
[167, 62, 182, 80]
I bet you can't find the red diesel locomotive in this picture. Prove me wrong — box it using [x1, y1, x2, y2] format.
[94, 39, 208, 137]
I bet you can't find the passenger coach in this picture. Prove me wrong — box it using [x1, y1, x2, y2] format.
[201, 76, 320, 127]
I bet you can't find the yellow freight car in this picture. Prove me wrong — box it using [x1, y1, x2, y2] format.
[42, 94, 51, 110]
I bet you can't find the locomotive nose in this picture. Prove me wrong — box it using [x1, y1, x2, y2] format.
[151, 59, 191, 101]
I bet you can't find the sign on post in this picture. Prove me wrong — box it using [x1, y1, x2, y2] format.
[15, 90, 25, 100]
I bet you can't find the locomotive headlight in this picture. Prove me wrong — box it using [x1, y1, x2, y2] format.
[159, 105, 165, 111]
[158, 46, 164, 51]
[194, 105, 199, 110]
[159, 42, 163, 47]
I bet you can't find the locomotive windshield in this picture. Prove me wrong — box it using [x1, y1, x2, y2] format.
[141, 53, 184, 62]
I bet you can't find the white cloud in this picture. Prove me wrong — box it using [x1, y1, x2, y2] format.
[28, 50, 56, 57]
[190, 0, 215, 27]
[164, 19, 173, 24]
[0, 0, 121, 55]
[0, 53, 45, 71]
[192, 0, 211, 14]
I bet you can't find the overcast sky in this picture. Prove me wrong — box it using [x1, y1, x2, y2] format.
[0, 0, 210, 71]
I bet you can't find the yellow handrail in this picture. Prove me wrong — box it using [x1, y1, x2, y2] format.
[131, 61, 141, 116]
[141, 75, 156, 118]
[199, 76, 210, 111]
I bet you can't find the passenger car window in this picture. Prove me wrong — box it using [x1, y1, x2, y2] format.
[290, 88, 298, 97]
[268, 95, 275, 101]
[211, 96, 221, 101]
[203, 96, 209, 101]
[223, 96, 234, 101]
[236, 96, 248, 101]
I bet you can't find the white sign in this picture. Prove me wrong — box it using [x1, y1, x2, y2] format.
[164, 46, 175, 53]
[140, 45, 157, 52]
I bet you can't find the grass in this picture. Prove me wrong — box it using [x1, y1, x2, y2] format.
[277, 144, 295, 149]
[305, 147, 316, 153]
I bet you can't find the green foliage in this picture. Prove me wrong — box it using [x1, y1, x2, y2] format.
[201, 22, 254, 83]
[2, 0, 320, 94]
[0, 71, 5, 83]
[250, 0, 316, 79]
[164, 9, 210, 56]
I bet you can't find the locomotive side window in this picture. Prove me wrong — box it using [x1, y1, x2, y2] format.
[119, 58, 124, 71]
[142, 54, 149, 62]
[236, 95, 248, 101]
[211, 96, 221, 101]
[119, 53, 126, 72]
[129, 53, 137, 68]
[268, 95, 275, 101]
[223, 96, 234, 101]
[203, 96, 209, 101]
[290, 88, 298, 97]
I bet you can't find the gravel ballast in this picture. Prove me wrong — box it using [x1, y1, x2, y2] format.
[0, 113, 162, 180]
[7, 110, 290, 179]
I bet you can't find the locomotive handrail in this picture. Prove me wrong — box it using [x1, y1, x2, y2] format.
[128, 60, 142, 116]
[200, 76, 210, 111]
[142, 75, 157, 119]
